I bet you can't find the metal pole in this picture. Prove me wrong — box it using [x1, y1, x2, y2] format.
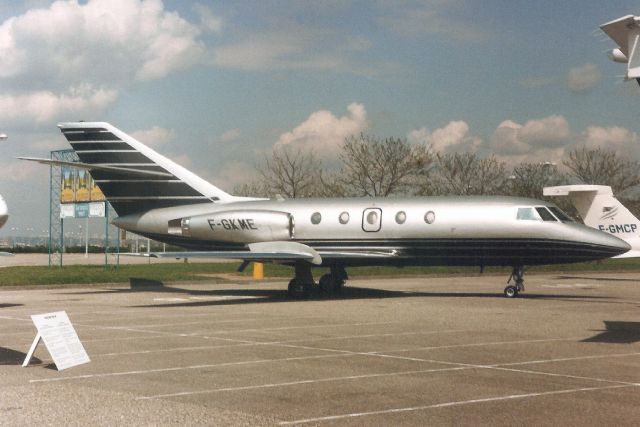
[48, 164, 53, 267]
[104, 203, 109, 268]
[84, 216, 89, 258]
[59, 218, 63, 267]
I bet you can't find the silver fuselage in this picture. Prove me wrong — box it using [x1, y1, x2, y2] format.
[112, 196, 630, 267]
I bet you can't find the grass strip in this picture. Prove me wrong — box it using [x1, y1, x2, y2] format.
[1, 258, 640, 287]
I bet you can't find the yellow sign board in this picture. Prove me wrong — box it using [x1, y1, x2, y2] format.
[60, 168, 105, 204]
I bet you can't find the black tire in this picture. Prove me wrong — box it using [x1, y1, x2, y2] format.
[288, 278, 314, 298]
[504, 285, 518, 298]
[319, 274, 334, 293]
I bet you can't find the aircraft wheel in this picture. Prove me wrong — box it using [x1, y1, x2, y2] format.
[319, 274, 333, 293]
[504, 285, 518, 298]
[288, 278, 313, 298]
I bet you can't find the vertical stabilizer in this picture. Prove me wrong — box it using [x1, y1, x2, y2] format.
[544, 185, 639, 257]
[57, 122, 237, 216]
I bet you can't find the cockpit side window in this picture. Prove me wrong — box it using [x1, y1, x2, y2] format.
[535, 207, 557, 221]
[547, 206, 573, 222]
[516, 207, 538, 220]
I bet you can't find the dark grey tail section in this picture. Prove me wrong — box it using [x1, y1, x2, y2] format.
[58, 122, 235, 217]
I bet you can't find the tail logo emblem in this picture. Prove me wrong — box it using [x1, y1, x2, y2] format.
[600, 206, 618, 221]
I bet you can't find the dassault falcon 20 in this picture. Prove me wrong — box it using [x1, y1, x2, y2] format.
[20, 122, 630, 298]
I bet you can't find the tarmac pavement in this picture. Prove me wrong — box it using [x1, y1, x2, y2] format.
[1, 271, 640, 425]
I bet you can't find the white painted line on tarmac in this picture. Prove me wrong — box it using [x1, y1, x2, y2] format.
[373, 337, 583, 354]
[278, 384, 636, 425]
[29, 353, 358, 384]
[82, 317, 259, 329]
[497, 351, 640, 367]
[136, 366, 469, 400]
[91, 329, 469, 357]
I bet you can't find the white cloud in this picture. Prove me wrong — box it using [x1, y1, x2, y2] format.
[275, 103, 368, 157]
[0, 0, 209, 86]
[489, 120, 530, 155]
[488, 115, 573, 164]
[376, 1, 489, 42]
[408, 120, 481, 153]
[0, 86, 117, 124]
[193, 3, 223, 34]
[581, 126, 639, 156]
[567, 63, 601, 93]
[130, 126, 176, 148]
[518, 115, 572, 147]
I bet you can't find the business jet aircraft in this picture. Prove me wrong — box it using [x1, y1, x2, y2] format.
[601, 14, 640, 85]
[544, 185, 640, 258]
[20, 122, 630, 298]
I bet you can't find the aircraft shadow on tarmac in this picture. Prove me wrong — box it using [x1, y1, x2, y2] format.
[582, 321, 640, 344]
[556, 275, 639, 283]
[58, 278, 614, 308]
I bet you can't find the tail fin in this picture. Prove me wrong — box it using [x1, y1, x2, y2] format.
[544, 185, 640, 257]
[58, 122, 234, 216]
[601, 15, 640, 84]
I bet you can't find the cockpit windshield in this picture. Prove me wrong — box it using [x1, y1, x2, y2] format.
[547, 206, 573, 222]
[535, 207, 557, 221]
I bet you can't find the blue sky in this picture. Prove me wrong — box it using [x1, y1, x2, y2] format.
[0, 0, 639, 236]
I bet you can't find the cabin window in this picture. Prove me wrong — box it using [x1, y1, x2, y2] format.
[424, 211, 435, 224]
[311, 212, 322, 225]
[535, 207, 557, 222]
[548, 206, 573, 222]
[366, 210, 379, 225]
[339, 211, 350, 224]
[516, 207, 538, 220]
[395, 211, 406, 224]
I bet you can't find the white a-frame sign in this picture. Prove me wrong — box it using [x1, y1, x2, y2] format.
[22, 311, 90, 370]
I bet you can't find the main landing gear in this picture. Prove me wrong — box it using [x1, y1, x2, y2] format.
[504, 265, 525, 298]
[287, 263, 348, 298]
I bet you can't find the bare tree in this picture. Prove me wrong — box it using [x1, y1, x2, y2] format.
[508, 162, 566, 199]
[336, 134, 432, 197]
[257, 147, 324, 198]
[563, 147, 640, 196]
[428, 152, 509, 195]
[233, 181, 269, 198]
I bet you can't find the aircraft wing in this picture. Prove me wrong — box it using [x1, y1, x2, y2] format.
[0, 252, 13, 256]
[17, 157, 173, 177]
[145, 241, 323, 265]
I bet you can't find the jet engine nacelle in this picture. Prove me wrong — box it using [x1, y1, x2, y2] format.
[170, 210, 294, 243]
[609, 48, 628, 63]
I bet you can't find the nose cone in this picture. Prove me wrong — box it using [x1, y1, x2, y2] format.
[579, 225, 631, 258]
[0, 195, 8, 229]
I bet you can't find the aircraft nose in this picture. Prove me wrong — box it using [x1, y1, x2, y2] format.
[585, 227, 631, 257]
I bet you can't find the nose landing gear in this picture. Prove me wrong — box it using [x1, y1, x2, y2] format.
[504, 266, 525, 298]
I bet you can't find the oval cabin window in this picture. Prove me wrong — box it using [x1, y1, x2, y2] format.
[366, 210, 378, 225]
[424, 211, 435, 224]
[311, 212, 322, 225]
[395, 211, 406, 224]
[339, 211, 350, 224]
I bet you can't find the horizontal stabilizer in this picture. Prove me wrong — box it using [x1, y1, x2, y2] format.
[601, 15, 640, 80]
[17, 157, 173, 177]
[543, 185, 612, 197]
